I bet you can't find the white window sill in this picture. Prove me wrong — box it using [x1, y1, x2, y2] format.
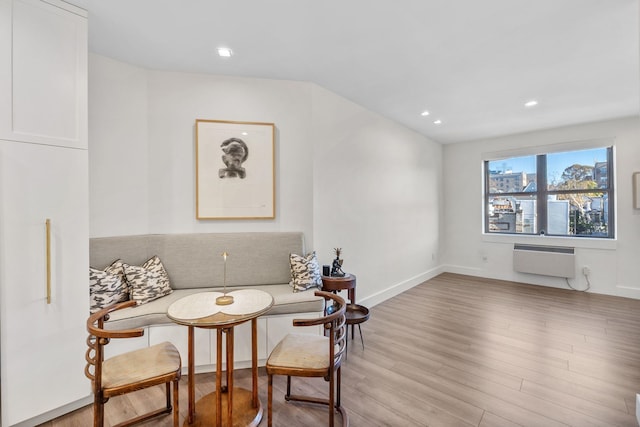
[481, 233, 617, 250]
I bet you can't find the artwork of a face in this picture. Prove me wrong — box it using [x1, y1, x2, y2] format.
[219, 137, 249, 179]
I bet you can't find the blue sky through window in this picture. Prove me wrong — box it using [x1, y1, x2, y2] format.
[489, 148, 607, 178]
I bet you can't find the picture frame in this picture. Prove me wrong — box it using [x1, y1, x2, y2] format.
[634, 172, 640, 210]
[196, 119, 275, 219]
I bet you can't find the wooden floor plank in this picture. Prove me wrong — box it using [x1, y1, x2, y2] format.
[479, 411, 523, 427]
[520, 380, 636, 426]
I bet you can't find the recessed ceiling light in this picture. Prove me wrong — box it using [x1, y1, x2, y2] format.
[217, 47, 233, 58]
[241, 132, 248, 136]
[421, 110, 430, 116]
[524, 100, 538, 107]
[434, 119, 442, 125]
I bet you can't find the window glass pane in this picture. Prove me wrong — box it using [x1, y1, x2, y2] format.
[546, 192, 608, 236]
[488, 195, 537, 234]
[487, 156, 536, 193]
[547, 147, 608, 191]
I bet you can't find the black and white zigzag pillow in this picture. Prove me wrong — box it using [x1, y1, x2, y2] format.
[89, 259, 129, 313]
[289, 251, 323, 292]
[123, 255, 173, 305]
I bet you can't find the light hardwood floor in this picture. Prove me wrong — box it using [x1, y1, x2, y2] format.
[42, 273, 640, 426]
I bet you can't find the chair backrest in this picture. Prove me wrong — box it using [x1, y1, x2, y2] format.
[85, 300, 145, 392]
[292, 291, 347, 370]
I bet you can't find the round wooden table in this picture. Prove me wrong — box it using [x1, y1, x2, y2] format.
[168, 289, 273, 427]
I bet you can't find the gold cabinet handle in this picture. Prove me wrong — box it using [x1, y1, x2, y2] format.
[46, 218, 51, 304]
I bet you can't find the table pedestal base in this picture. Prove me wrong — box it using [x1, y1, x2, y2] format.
[184, 387, 262, 427]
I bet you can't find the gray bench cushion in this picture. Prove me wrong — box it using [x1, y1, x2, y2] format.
[105, 285, 324, 330]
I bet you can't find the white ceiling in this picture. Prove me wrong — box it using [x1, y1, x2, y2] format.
[69, 0, 639, 144]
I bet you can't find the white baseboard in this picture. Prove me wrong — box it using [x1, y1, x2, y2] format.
[614, 285, 640, 299]
[441, 264, 484, 277]
[359, 265, 445, 308]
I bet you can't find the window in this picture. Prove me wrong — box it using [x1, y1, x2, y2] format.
[484, 146, 614, 238]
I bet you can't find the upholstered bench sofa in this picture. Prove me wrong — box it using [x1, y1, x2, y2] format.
[89, 231, 324, 370]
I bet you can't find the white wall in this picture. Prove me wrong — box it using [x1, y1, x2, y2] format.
[443, 116, 640, 298]
[89, 54, 315, 240]
[144, 70, 315, 236]
[89, 55, 149, 236]
[88, 54, 443, 304]
[311, 85, 443, 305]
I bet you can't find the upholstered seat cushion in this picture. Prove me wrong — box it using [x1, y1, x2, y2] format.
[104, 284, 324, 330]
[102, 341, 180, 390]
[267, 333, 329, 371]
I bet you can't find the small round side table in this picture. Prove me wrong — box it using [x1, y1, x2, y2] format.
[321, 273, 370, 350]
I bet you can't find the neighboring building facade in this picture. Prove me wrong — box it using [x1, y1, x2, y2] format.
[489, 171, 528, 193]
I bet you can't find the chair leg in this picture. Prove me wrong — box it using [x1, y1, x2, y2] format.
[268, 374, 273, 427]
[172, 378, 180, 427]
[94, 394, 104, 427]
[336, 365, 342, 408]
[345, 335, 348, 359]
[285, 375, 292, 400]
[165, 382, 172, 410]
[336, 366, 349, 427]
[329, 370, 335, 427]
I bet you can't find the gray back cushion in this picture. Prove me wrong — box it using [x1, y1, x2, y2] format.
[90, 232, 304, 289]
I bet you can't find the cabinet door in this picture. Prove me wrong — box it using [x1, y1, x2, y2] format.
[0, 0, 87, 149]
[0, 140, 89, 426]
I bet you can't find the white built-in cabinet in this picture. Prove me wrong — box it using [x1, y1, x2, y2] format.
[0, 0, 88, 426]
[0, 0, 87, 148]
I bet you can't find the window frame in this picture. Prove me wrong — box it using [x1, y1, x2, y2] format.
[483, 146, 614, 239]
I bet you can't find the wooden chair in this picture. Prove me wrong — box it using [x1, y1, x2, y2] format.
[266, 291, 348, 426]
[85, 300, 182, 427]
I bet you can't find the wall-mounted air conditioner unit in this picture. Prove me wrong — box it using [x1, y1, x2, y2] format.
[513, 244, 575, 278]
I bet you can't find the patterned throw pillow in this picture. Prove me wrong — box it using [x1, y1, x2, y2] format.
[289, 251, 323, 292]
[89, 259, 129, 313]
[123, 255, 173, 305]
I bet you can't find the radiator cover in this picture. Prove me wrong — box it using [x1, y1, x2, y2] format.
[513, 244, 575, 278]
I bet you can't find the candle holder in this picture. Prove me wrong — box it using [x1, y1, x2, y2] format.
[216, 251, 234, 305]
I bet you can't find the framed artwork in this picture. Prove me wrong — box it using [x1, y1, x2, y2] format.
[196, 119, 275, 219]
